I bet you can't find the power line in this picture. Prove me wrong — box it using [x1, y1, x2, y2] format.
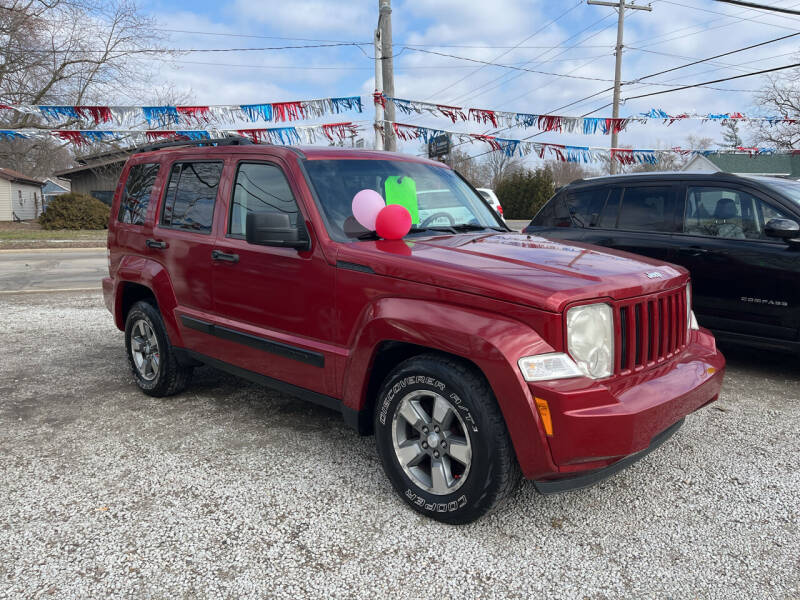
[627, 30, 800, 83]
[448, 10, 622, 106]
[622, 61, 800, 101]
[456, 54, 794, 163]
[499, 0, 800, 113]
[152, 29, 370, 44]
[154, 55, 613, 72]
[714, 0, 800, 15]
[406, 47, 616, 82]
[456, 3, 800, 162]
[662, 0, 800, 26]
[15, 42, 365, 54]
[421, 0, 585, 102]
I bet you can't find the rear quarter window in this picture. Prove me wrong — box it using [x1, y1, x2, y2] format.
[118, 163, 160, 225]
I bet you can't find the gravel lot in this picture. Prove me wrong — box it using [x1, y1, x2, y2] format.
[1, 292, 798, 599]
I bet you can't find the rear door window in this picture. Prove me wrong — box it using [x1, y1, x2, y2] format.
[160, 162, 223, 234]
[617, 186, 676, 232]
[118, 163, 160, 225]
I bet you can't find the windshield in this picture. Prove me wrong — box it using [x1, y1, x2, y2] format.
[303, 159, 504, 241]
[763, 178, 800, 210]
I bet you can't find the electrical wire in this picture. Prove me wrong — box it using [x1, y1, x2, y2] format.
[406, 48, 616, 82]
[714, 0, 800, 16]
[622, 60, 800, 101]
[421, 0, 585, 102]
[447, 10, 622, 106]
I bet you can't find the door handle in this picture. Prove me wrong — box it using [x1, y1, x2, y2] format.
[146, 239, 168, 249]
[211, 249, 239, 263]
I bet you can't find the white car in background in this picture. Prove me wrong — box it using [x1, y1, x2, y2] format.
[477, 188, 505, 221]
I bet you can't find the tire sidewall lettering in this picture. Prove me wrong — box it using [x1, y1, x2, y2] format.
[379, 375, 478, 434]
[405, 488, 467, 513]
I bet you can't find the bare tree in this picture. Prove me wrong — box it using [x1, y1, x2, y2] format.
[596, 136, 714, 175]
[0, 0, 181, 175]
[480, 149, 523, 189]
[544, 160, 596, 187]
[751, 72, 800, 150]
[448, 148, 490, 187]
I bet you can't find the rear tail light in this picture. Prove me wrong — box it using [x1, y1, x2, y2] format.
[497, 205, 503, 215]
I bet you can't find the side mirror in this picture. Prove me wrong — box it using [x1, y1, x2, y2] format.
[246, 212, 310, 250]
[764, 218, 800, 241]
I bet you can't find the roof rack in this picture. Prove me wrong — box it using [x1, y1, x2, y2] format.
[134, 136, 255, 154]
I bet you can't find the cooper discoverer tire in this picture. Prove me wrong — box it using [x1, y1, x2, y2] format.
[124, 300, 192, 397]
[374, 354, 520, 524]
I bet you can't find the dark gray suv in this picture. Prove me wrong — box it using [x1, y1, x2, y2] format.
[525, 172, 800, 354]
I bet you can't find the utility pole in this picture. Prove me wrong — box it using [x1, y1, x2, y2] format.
[379, 0, 397, 151]
[373, 23, 384, 150]
[588, 0, 651, 173]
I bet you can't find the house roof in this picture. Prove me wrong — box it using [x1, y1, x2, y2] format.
[54, 157, 129, 179]
[0, 167, 43, 187]
[42, 178, 71, 193]
[703, 153, 798, 176]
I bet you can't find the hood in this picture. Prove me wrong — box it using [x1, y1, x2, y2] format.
[337, 233, 687, 313]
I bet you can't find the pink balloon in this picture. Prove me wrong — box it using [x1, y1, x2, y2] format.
[351, 189, 385, 230]
[375, 204, 412, 240]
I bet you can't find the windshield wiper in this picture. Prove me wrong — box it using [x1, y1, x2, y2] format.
[450, 223, 505, 232]
[408, 225, 458, 234]
[355, 230, 381, 240]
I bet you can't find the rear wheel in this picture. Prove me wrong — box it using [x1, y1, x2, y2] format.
[374, 354, 519, 524]
[124, 300, 192, 397]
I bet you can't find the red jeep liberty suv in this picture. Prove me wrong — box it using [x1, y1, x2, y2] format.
[103, 138, 725, 523]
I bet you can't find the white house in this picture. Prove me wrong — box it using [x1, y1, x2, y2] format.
[0, 167, 44, 221]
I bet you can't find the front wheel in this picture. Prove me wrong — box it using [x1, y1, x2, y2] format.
[374, 354, 519, 524]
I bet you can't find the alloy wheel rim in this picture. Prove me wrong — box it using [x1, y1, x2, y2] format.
[131, 319, 160, 381]
[391, 389, 473, 496]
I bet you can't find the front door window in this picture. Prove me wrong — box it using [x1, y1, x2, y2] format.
[684, 186, 793, 240]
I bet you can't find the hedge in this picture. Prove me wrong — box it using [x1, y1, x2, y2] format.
[39, 193, 110, 230]
[495, 168, 556, 220]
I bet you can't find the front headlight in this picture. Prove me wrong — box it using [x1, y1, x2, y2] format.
[518, 353, 583, 382]
[566, 303, 614, 379]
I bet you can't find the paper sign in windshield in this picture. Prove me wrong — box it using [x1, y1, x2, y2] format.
[385, 176, 419, 224]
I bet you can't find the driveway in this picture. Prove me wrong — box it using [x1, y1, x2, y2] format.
[0, 291, 797, 598]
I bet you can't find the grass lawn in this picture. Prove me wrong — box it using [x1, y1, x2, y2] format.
[0, 222, 106, 241]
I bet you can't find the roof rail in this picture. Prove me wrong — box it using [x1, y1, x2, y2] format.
[134, 136, 255, 154]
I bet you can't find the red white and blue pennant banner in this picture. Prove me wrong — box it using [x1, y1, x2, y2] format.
[375, 94, 799, 135]
[381, 121, 780, 165]
[0, 122, 363, 146]
[0, 96, 363, 128]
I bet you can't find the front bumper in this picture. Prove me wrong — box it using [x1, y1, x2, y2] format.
[534, 418, 684, 493]
[528, 327, 724, 481]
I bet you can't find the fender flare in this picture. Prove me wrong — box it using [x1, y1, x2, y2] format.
[113, 256, 183, 347]
[343, 298, 558, 478]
